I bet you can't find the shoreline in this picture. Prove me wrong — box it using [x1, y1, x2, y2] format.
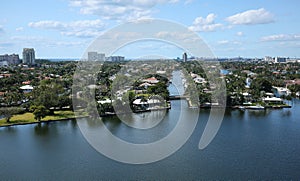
[0, 99, 295, 128]
[0, 116, 88, 128]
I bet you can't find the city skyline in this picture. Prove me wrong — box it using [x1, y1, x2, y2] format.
[1, 0, 300, 59]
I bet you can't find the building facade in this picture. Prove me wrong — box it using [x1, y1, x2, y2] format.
[0, 54, 20, 66]
[88, 52, 105, 61]
[22, 48, 35, 65]
[108, 56, 125, 62]
[182, 52, 187, 62]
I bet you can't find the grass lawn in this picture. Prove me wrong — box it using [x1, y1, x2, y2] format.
[0, 110, 78, 127]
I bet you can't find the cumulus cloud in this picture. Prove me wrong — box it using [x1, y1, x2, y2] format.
[189, 13, 223, 32]
[69, 0, 179, 21]
[28, 19, 105, 38]
[261, 34, 300, 41]
[226, 8, 275, 25]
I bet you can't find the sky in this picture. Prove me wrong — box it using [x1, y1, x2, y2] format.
[1, 0, 300, 59]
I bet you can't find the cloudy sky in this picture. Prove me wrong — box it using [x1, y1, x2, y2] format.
[1, 0, 300, 59]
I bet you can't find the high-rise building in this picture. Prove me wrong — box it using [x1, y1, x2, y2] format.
[108, 56, 125, 62]
[98, 53, 105, 61]
[275, 57, 286, 63]
[0, 54, 20, 65]
[182, 52, 187, 62]
[88, 52, 98, 61]
[88, 52, 105, 61]
[22, 48, 35, 65]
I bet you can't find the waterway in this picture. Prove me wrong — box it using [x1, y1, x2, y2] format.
[0, 71, 300, 180]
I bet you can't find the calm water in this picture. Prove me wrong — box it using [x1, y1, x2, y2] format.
[1, 100, 300, 180]
[1, 71, 300, 180]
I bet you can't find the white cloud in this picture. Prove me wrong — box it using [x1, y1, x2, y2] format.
[16, 27, 24, 32]
[184, 0, 194, 5]
[155, 31, 198, 42]
[189, 13, 223, 32]
[226, 8, 275, 25]
[217, 40, 241, 45]
[261, 34, 300, 41]
[29, 19, 104, 30]
[218, 40, 230, 45]
[69, 0, 179, 21]
[236, 31, 243, 36]
[28, 19, 105, 38]
[11, 35, 86, 47]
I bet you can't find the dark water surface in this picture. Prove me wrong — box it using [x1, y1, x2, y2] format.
[1, 70, 300, 180]
[0, 99, 300, 180]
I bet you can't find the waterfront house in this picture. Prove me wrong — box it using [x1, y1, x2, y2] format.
[273, 87, 291, 97]
[263, 97, 284, 105]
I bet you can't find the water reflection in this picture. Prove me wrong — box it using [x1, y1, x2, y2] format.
[280, 110, 291, 117]
[34, 123, 49, 136]
[247, 109, 270, 117]
[1, 126, 17, 133]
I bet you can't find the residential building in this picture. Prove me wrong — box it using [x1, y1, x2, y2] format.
[274, 57, 286, 63]
[88, 52, 98, 61]
[88, 52, 106, 61]
[22, 48, 35, 65]
[264, 56, 273, 62]
[183, 52, 187, 62]
[0, 54, 20, 65]
[109, 56, 125, 62]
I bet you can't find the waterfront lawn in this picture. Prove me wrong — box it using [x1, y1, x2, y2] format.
[0, 110, 76, 126]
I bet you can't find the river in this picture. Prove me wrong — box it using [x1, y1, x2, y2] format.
[0, 71, 300, 180]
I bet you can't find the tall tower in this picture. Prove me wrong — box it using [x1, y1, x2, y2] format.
[22, 48, 35, 65]
[182, 52, 187, 62]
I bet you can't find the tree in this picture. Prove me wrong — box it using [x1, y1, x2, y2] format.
[0, 107, 23, 123]
[31, 80, 65, 112]
[30, 105, 49, 121]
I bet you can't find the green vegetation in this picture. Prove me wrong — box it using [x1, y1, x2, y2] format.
[1, 60, 300, 126]
[0, 110, 77, 126]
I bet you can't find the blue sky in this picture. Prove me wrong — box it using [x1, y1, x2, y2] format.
[1, 0, 300, 59]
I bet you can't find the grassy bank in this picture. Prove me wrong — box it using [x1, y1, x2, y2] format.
[0, 110, 79, 127]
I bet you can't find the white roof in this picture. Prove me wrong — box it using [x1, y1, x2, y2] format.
[263, 97, 282, 101]
[20, 85, 33, 90]
[242, 92, 251, 96]
[133, 99, 161, 105]
[97, 99, 114, 104]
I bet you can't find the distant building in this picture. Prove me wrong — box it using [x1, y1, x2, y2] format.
[0, 54, 20, 66]
[88, 52, 98, 61]
[108, 56, 125, 62]
[22, 48, 35, 65]
[182, 52, 187, 62]
[274, 57, 286, 63]
[98, 53, 105, 61]
[264, 56, 273, 62]
[88, 52, 106, 61]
